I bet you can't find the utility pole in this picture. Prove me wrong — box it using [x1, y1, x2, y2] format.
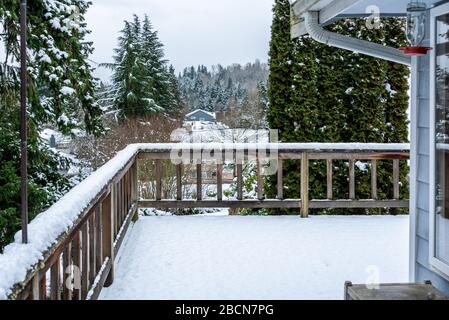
[20, 0, 28, 244]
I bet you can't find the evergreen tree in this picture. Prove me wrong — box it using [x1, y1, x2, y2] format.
[109, 14, 181, 117]
[141, 14, 172, 112]
[1, 0, 103, 134]
[168, 65, 184, 111]
[110, 18, 157, 117]
[266, 0, 410, 214]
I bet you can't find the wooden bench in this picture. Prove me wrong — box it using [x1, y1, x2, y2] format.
[345, 281, 449, 300]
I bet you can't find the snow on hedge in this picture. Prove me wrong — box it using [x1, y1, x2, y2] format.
[0, 142, 410, 299]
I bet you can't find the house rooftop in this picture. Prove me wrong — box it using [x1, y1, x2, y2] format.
[185, 109, 216, 119]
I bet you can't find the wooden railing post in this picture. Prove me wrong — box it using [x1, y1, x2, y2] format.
[197, 163, 202, 201]
[102, 187, 115, 287]
[71, 231, 81, 300]
[237, 162, 243, 201]
[31, 274, 40, 300]
[300, 152, 309, 218]
[50, 255, 61, 300]
[155, 159, 162, 201]
[327, 159, 333, 200]
[393, 159, 400, 199]
[62, 244, 72, 300]
[88, 214, 96, 284]
[95, 206, 103, 274]
[349, 159, 355, 200]
[257, 158, 264, 201]
[371, 160, 378, 200]
[133, 161, 139, 202]
[217, 163, 223, 201]
[81, 222, 89, 299]
[277, 159, 283, 200]
[176, 164, 183, 201]
[131, 161, 139, 222]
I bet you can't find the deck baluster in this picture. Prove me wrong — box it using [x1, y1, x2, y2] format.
[371, 160, 378, 200]
[393, 159, 400, 199]
[301, 152, 309, 218]
[277, 159, 283, 200]
[327, 159, 333, 200]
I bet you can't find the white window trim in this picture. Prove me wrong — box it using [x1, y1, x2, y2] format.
[429, 2, 449, 278]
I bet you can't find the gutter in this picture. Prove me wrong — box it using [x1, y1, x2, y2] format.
[304, 11, 411, 66]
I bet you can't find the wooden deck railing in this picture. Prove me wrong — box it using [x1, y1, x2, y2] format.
[137, 143, 410, 218]
[7, 143, 409, 300]
[9, 154, 138, 300]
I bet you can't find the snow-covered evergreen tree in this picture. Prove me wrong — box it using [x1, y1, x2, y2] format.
[178, 61, 268, 113]
[1, 0, 103, 134]
[108, 14, 182, 117]
[110, 19, 154, 117]
[0, 0, 101, 251]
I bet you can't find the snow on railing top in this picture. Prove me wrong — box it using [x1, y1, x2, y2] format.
[0, 144, 141, 299]
[0, 142, 410, 299]
[136, 142, 410, 152]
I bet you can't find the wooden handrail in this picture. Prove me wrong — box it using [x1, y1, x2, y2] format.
[8, 154, 139, 301]
[137, 144, 410, 218]
[5, 143, 409, 300]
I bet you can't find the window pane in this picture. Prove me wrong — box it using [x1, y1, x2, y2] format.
[435, 13, 449, 264]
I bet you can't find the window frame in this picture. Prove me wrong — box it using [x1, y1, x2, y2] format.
[430, 1, 449, 277]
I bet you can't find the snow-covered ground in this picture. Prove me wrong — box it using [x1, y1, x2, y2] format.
[100, 215, 409, 300]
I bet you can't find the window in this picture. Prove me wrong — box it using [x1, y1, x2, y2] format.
[430, 3, 449, 277]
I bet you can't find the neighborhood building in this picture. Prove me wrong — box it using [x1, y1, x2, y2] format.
[184, 109, 217, 123]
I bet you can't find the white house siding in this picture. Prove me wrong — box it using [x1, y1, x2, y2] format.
[414, 12, 449, 294]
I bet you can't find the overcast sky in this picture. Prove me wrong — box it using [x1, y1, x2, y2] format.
[86, 0, 274, 82]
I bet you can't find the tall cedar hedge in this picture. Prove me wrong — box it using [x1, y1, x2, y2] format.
[266, 0, 410, 215]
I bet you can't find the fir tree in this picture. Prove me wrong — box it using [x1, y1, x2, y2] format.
[109, 14, 181, 117]
[1, 0, 103, 134]
[110, 19, 156, 117]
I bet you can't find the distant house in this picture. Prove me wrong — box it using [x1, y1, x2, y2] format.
[184, 109, 216, 123]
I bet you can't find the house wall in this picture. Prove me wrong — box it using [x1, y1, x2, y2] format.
[413, 10, 449, 294]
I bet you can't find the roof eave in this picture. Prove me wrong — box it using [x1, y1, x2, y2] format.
[292, 0, 363, 38]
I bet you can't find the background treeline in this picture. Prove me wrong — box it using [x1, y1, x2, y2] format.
[178, 61, 268, 113]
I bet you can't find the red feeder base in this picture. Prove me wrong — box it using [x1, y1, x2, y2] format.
[399, 46, 432, 56]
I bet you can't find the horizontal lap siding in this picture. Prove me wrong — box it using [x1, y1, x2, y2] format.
[417, 209, 429, 241]
[417, 264, 449, 293]
[414, 21, 449, 294]
[417, 155, 430, 183]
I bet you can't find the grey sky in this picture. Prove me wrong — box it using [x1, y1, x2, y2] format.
[86, 0, 274, 82]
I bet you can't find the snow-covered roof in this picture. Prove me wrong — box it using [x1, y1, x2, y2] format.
[185, 109, 216, 119]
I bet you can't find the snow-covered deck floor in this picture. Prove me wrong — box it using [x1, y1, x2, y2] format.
[99, 215, 409, 300]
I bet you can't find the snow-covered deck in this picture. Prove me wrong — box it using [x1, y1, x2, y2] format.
[100, 215, 409, 300]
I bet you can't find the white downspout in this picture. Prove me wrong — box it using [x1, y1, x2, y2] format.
[304, 11, 411, 66]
